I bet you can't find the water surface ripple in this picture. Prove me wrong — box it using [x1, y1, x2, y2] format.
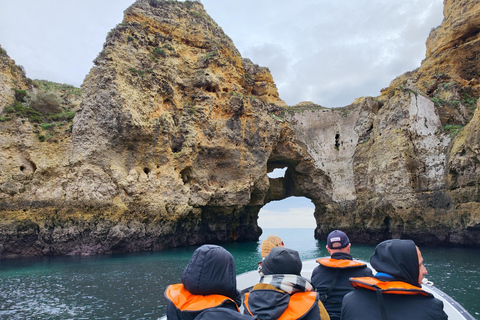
[1, 229, 478, 319]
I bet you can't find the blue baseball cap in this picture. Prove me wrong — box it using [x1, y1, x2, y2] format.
[327, 230, 350, 249]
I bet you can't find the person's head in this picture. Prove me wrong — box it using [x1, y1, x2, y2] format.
[261, 247, 302, 276]
[260, 235, 284, 258]
[326, 230, 351, 254]
[181, 244, 238, 299]
[417, 246, 428, 284]
[370, 239, 427, 287]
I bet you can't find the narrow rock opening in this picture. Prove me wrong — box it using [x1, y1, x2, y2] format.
[143, 167, 150, 175]
[180, 167, 192, 184]
[20, 166, 25, 172]
[384, 216, 391, 228]
[258, 196, 316, 229]
[335, 133, 340, 150]
[267, 167, 287, 178]
[205, 85, 216, 93]
[171, 133, 184, 153]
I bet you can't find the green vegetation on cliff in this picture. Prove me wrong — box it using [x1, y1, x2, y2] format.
[0, 80, 79, 141]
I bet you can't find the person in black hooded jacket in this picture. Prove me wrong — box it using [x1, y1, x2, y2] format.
[340, 239, 447, 320]
[165, 244, 242, 320]
[244, 247, 330, 320]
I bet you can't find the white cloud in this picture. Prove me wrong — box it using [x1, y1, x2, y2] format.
[0, 0, 133, 87]
[258, 197, 316, 228]
[202, 0, 444, 107]
[0, 0, 443, 107]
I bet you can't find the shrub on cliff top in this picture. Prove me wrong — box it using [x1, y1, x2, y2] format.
[26, 90, 62, 114]
[34, 80, 81, 97]
[2, 90, 75, 124]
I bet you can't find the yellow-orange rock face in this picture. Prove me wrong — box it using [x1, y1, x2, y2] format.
[1, 0, 480, 258]
[0, 45, 29, 113]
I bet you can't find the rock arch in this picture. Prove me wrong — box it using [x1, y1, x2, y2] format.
[257, 127, 335, 236]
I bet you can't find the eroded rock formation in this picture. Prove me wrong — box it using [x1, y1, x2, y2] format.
[0, 45, 30, 114]
[0, 0, 479, 258]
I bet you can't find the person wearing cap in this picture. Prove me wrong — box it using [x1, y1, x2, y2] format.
[165, 244, 242, 320]
[244, 247, 330, 320]
[311, 230, 373, 320]
[341, 239, 447, 320]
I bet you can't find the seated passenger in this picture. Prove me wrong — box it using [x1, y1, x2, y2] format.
[244, 247, 330, 320]
[341, 239, 448, 320]
[258, 235, 284, 275]
[260, 235, 284, 258]
[311, 230, 373, 320]
[165, 244, 242, 320]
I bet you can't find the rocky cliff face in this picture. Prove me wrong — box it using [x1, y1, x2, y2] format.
[0, 45, 30, 114]
[238, 0, 480, 246]
[0, 0, 479, 258]
[303, 0, 480, 245]
[0, 0, 333, 258]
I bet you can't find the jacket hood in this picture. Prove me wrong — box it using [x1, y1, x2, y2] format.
[181, 244, 239, 301]
[248, 289, 290, 320]
[262, 247, 302, 276]
[370, 239, 420, 287]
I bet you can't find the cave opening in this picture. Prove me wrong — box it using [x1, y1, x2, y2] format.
[258, 159, 328, 242]
[257, 196, 316, 230]
[267, 167, 286, 178]
[335, 133, 340, 150]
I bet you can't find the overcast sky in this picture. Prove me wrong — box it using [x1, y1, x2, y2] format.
[0, 0, 444, 228]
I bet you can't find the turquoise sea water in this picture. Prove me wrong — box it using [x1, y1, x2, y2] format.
[0, 228, 479, 319]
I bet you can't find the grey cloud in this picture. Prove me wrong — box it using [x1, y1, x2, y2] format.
[244, 43, 291, 85]
[0, 0, 443, 108]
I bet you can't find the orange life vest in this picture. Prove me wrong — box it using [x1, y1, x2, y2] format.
[165, 283, 239, 312]
[244, 291, 318, 320]
[349, 277, 432, 297]
[317, 257, 366, 269]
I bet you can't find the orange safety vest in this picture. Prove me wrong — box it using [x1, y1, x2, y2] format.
[317, 258, 366, 269]
[165, 283, 239, 312]
[244, 291, 318, 320]
[349, 277, 432, 297]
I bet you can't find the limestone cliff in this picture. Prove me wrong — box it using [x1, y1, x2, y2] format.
[0, 0, 479, 258]
[0, 0, 333, 258]
[0, 45, 30, 114]
[304, 0, 480, 245]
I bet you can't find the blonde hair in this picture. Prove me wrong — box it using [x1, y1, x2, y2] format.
[261, 235, 283, 257]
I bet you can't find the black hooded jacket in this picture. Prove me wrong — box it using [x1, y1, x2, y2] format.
[311, 252, 373, 320]
[166, 245, 242, 320]
[340, 239, 447, 320]
[195, 308, 257, 320]
[244, 247, 329, 320]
